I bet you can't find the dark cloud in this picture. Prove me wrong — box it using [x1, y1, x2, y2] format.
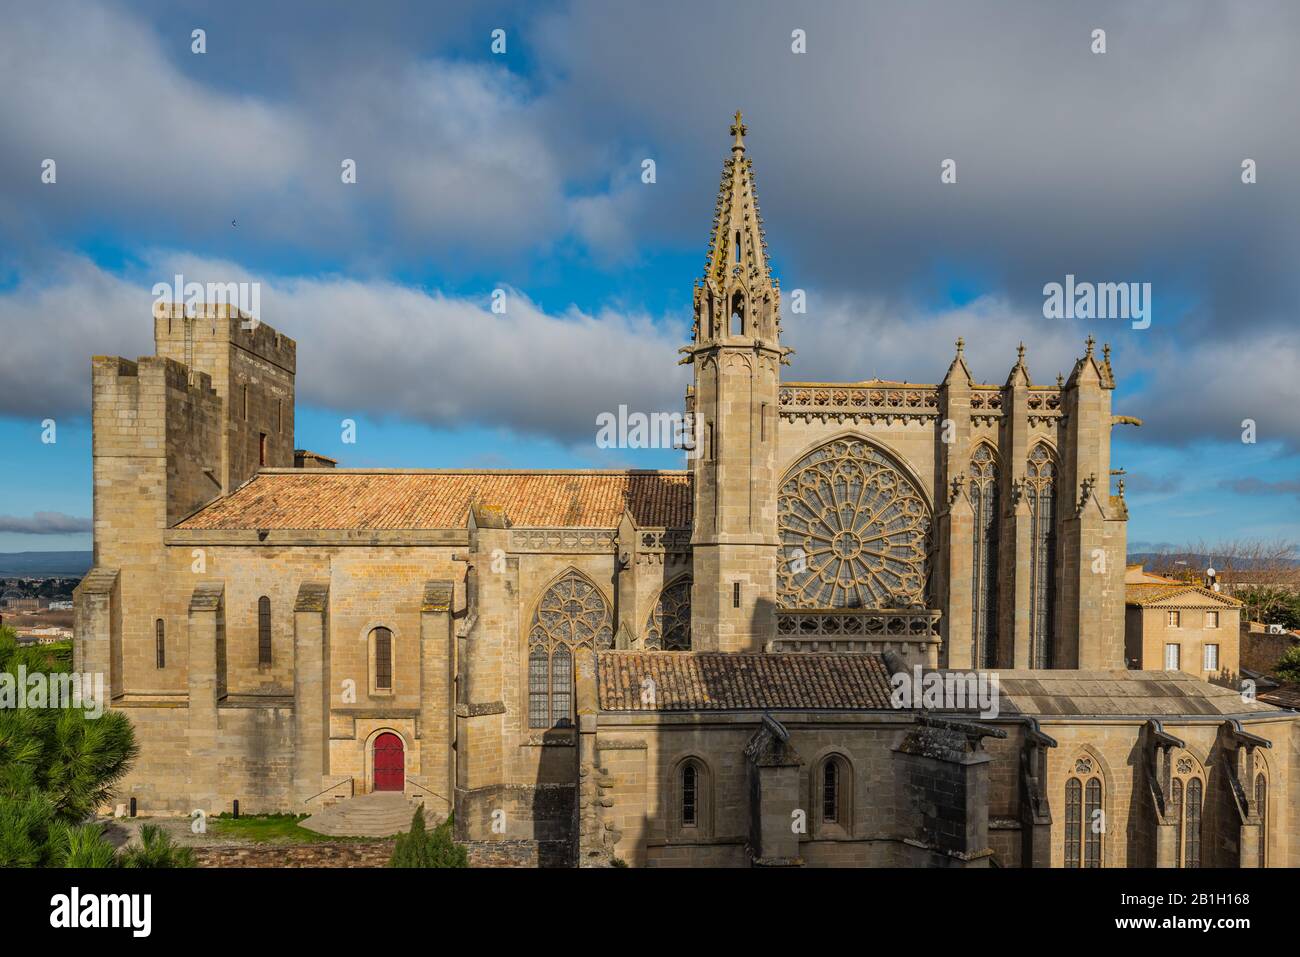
[1219, 477, 1300, 498]
[0, 512, 93, 534]
[2, 0, 1298, 452]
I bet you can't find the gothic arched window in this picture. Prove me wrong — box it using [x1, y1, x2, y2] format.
[1027, 444, 1057, 668]
[1064, 757, 1104, 868]
[645, 577, 692, 650]
[730, 291, 744, 336]
[1171, 753, 1205, 868]
[258, 596, 272, 667]
[1185, 777, 1203, 868]
[969, 445, 1000, 668]
[682, 763, 698, 827]
[1255, 772, 1267, 868]
[778, 438, 931, 609]
[527, 571, 612, 728]
[674, 757, 710, 836]
[371, 627, 393, 692]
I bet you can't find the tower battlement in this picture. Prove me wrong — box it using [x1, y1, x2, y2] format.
[152, 302, 296, 375]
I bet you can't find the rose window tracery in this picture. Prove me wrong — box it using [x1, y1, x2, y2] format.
[528, 572, 613, 651]
[644, 578, 691, 650]
[778, 438, 931, 609]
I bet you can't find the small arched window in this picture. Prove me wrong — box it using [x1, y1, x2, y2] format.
[681, 763, 698, 828]
[730, 291, 744, 336]
[372, 627, 393, 692]
[257, 596, 272, 666]
[155, 619, 165, 669]
[822, 760, 840, 824]
[1255, 772, 1267, 868]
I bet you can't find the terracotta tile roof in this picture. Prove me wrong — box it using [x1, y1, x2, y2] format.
[1126, 583, 1242, 607]
[1259, 683, 1300, 711]
[177, 469, 691, 530]
[597, 652, 895, 712]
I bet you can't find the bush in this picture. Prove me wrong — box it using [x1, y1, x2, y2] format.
[1272, 645, 1300, 683]
[390, 807, 468, 868]
[119, 824, 196, 868]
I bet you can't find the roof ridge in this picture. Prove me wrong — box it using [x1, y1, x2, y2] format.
[253, 468, 691, 476]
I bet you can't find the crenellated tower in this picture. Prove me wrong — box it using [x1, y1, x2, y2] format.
[685, 113, 788, 652]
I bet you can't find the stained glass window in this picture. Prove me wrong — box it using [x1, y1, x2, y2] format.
[1064, 777, 1081, 868]
[1172, 777, 1184, 866]
[1084, 777, 1102, 867]
[373, 627, 392, 691]
[258, 596, 272, 667]
[1255, 773, 1267, 868]
[645, 578, 692, 650]
[1027, 444, 1057, 668]
[682, 763, 698, 827]
[1185, 778, 1202, 868]
[527, 571, 611, 728]
[823, 759, 840, 824]
[778, 438, 930, 609]
[969, 445, 999, 667]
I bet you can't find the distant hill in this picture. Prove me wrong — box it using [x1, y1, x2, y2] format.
[1128, 552, 1300, 570]
[0, 552, 93, 577]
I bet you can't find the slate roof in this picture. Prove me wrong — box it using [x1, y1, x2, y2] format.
[991, 670, 1276, 717]
[597, 652, 896, 712]
[177, 469, 692, 530]
[1126, 583, 1242, 607]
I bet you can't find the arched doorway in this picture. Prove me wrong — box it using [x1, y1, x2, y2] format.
[373, 732, 404, 792]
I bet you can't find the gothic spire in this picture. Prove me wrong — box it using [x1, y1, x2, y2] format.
[702, 111, 772, 289]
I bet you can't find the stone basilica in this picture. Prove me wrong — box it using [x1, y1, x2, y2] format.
[76, 115, 1296, 867]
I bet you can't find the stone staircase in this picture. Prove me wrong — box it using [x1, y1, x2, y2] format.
[300, 791, 424, 838]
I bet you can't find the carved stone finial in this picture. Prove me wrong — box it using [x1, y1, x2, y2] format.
[1085, 334, 1096, 357]
[1016, 342, 1026, 362]
[955, 336, 964, 355]
[730, 110, 747, 151]
[1056, 372, 1064, 388]
[1103, 343, 1111, 362]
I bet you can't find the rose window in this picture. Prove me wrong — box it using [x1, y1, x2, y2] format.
[778, 438, 931, 608]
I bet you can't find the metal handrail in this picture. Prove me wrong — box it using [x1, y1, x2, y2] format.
[405, 777, 452, 808]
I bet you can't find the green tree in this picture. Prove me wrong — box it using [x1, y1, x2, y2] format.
[390, 806, 468, 868]
[0, 626, 140, 867]
[1272, 645, 1300, 683]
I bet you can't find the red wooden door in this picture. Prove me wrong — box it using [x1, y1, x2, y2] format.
[373, 733, 404, 791]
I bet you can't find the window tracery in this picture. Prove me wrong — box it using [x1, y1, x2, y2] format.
[1027, 444, 1058, 668]
[778, 438, 930, 609]
[969, 444, 1000, 667]
[644, 577, 692, 650]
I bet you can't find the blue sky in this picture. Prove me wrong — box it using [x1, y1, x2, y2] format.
[1, 0, 1298, 554]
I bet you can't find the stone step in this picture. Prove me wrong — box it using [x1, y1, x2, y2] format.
[300, 791, 426, 838]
